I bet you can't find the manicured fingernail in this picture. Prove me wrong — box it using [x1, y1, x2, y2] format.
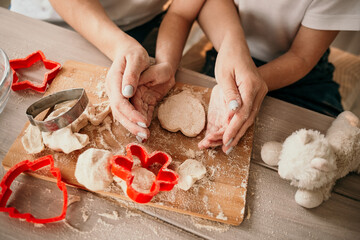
[137, 122, 147, 128]
[226, 146, 234, 155]
[137, 132, 147, 139]
[123, 85, 134, 98]
[225, 138, 233, 147]
[229, 100, 239, 111]
[136, 135, 143, 143]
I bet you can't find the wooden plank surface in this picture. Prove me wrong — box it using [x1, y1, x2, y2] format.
[138, 163, 360, 240]
[253, 97, 360, 201]
[2, 60, 253, 225]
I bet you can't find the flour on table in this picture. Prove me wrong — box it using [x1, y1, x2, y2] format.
[21, 124, 44, 154]
[75, 148, 113, 191]
[158, 91, 205, 137]
[177, 159, 207, 191]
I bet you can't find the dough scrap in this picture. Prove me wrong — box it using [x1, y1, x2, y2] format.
[131, 167, 156, 193]
[114, 167, 156, 194]
[42, 127, 89, 154]
[21, 100, 112, 154]
[177, 159, 207, 191]
[158, 91, 205, 137]
[75, 148, 113, 191]
[21, 124, 44, 154]
[86, 101, 111, 126]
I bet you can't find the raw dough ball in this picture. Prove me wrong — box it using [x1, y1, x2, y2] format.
[131, 167, 156, 193]
[21, 124, 44, 154]
[158, 91, 205, 137]
[177, 159, 206, 191]
[261, 141, 282, 166]
[75, 148, 113, 191]
[42, 127, 89, 154]
[295, 189, 324, 208]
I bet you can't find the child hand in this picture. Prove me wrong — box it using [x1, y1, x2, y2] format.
[130, 63, 175, 141]
[198, 84, 226, 149]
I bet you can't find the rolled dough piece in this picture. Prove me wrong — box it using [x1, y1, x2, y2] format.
[21, 124, 44, 154]
[177, 159, 207, 191]
[158, 91, 205, 137]
[75, 148, 113, 191]
[42, 127, 89, 154]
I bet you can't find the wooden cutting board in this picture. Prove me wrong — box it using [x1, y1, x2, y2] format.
[2, 60, 253, 225]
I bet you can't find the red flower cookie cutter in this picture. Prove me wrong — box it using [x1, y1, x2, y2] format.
[111, 143, 179, 203]
[10, 50, 61, 92]
[0, 155, 68, 224]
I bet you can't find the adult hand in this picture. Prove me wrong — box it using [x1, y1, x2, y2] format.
[201, 45, 268, 155]
[130, 63, 175, 141]
[105, 40, 150, 141]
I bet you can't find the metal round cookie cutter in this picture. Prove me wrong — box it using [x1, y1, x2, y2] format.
[26, 88, 89, 132]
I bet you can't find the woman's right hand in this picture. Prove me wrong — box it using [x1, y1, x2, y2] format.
[105, 40, 151, 141]
[199, 40, 268, 155]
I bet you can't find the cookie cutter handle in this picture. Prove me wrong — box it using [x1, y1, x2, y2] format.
[26, 88, 88, 132]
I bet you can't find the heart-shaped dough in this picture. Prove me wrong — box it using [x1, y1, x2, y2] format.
[158, 91, 205, 137]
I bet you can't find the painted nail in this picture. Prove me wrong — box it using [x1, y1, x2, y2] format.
[229, 100, 239, 111]
[225, 138, 233, 147]
[123, 85, 134, 98]
[136, 135, 143, 143]
[137, 132, 147, 139]
[226, 146, 234, 155]
[137, 122, 147, 128]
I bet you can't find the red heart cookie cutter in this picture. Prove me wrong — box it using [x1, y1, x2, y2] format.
[10, 50, 61, 92]
[0, 155, 68, 224]
[111, 143, 179, 203]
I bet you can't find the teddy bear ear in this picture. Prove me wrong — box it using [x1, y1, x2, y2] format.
[298, 131, 313, 144]
[310, 157, 336, 172]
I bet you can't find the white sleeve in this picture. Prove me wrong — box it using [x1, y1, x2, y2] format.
[302, 0, 360, 31]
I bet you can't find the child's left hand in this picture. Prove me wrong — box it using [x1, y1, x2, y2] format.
[131, 63, 175, 138]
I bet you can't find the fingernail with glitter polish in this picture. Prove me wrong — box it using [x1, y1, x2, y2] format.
[137, 122, 147, 128]
[123, 85, 134, 98]
[225, 138, 233, 147]
[226, 146, 234, 155]
[229, 100, 239, 111]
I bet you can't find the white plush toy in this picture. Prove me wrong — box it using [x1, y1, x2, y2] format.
[261, 111, 360, 208]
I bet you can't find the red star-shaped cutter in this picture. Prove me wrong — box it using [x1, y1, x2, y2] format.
[0, 155, 68, 224]
[111, 143, 179, 203]
[10, 50, 61, 92]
